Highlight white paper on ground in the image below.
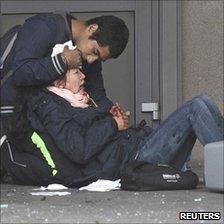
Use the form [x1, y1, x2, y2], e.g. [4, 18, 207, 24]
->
[51, 40, 76, 57]
[33, 184, 68, 191]
[79, 179, 121, 192]
[1, 204, 8, 209]
[30, 191, 71, 196]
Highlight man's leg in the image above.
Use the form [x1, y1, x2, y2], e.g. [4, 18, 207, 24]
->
[137, 96, 224, 169]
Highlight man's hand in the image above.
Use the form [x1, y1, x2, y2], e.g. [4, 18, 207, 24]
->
[61, 45, 82, 69]
[110, 103, 131, 130]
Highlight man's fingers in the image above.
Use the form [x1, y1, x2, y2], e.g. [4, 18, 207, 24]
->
[72, 50, 82, 65]
[76, 48, 82, 56]
[63, 47, 83, 69]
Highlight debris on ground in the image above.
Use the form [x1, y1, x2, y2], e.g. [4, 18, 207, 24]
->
[0, 204, 8, 209]
[30, 191, 71, 196]
[33, 184, 68, 191]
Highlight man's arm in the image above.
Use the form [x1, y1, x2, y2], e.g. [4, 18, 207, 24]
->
[84, 60, 113, 112]
[12, 14, 67, 86]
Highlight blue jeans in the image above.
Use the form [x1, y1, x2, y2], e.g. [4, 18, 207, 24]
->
[137, 94, 224, 170]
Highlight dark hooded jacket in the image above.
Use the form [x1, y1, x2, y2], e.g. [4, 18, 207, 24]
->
[21, 88, 153, 187]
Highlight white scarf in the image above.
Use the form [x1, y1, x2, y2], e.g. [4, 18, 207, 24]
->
[47, 86, 89, 108]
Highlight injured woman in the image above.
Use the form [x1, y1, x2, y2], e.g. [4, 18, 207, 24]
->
[1, 67, 223, 187]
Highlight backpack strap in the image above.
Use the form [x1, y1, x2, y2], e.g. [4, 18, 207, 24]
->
[1, 25, 21, 86]
[0, 25, 21, 69]
[0, 32, 18, 69]
[1, 70, 14, 86]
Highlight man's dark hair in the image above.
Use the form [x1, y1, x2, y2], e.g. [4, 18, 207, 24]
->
[85, 15, 129, 58]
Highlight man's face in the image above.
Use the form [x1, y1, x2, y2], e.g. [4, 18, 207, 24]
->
[76, 24, 111, 64]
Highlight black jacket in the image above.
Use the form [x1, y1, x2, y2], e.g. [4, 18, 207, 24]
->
[1, 12, 113, 113]
[25, 89, 153, 186]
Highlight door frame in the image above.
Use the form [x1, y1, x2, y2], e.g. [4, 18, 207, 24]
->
[1, 0, 182, 125]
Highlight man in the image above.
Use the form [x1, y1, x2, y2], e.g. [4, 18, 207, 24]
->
[1, 12, 130, 132]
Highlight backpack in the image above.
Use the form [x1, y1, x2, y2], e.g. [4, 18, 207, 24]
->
[0, 11, 71, 87]
[120, 161, 199, 191]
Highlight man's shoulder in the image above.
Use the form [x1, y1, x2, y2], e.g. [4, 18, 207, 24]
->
[25, 12, 69, 26]
[26, 12, 71, 42]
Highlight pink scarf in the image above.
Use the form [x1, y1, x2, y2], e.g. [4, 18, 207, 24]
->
[47, 86, 89, 108]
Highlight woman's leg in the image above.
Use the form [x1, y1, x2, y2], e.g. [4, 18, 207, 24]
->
[198, 93, 224, 132]
[137, 96, 224, 170]
[181, 93, 224, 170]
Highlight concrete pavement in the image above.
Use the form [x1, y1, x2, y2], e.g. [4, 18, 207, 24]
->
[1, 181, 223, 224]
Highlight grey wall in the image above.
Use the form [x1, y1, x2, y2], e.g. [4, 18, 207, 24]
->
[182, 1, 223, 165]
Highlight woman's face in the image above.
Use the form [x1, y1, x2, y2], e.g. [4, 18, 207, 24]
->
[64, 69, 85, 93]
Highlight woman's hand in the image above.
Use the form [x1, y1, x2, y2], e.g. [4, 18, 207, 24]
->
[110, 103, 131, 130]
[113, 115, 127, 131]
